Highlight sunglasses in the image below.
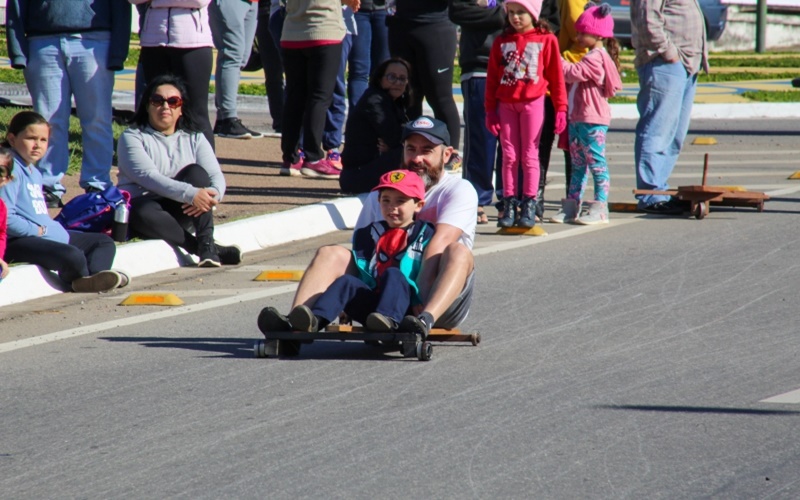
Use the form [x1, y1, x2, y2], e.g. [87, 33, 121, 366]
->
[149, 95, 183, 109]
[384, 73, 408, 85]
[0, 165, 11, 179]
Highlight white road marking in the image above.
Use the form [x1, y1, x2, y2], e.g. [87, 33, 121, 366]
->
[761, 388, 800, 404]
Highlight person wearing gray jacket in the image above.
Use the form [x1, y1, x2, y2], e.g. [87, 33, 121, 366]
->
[117, 75, 241, 267]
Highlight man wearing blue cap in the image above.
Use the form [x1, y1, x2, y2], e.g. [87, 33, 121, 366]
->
[259, 116, 479, 338]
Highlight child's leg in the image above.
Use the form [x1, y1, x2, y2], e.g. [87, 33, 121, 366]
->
[584, 124, 610, 203]
[374, 268, 412, 322]
[497, 102, 521, 198]
[516, 96, 545, 199]
[312, 274, 376, 326]
[567, 122, 591, 202]
[67, 231, 116, 276]
[4, 236, 89, 283]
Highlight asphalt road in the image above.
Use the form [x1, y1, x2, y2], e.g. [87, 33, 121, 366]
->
[2, 119, 800, 499]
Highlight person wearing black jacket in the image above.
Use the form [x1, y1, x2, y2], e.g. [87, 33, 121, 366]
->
[449, 0, 560, 222]
[340, 58, 414, 193]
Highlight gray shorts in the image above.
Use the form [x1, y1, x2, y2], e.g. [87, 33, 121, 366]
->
[433, 269, 475, 329]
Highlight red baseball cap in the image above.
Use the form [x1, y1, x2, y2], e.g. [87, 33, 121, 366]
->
[372, 170, 426, 200]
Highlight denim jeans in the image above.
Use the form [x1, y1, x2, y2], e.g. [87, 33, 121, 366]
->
[323, 33, 353, 151]
[348, 8, 390, 107]
[461, 77, 501, 207]
[24, 33, 115, 195]
[209, 0, 259, 120]
[634, 59, 698, 207]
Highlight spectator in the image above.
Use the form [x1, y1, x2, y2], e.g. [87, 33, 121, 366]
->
[339, 57, 414, 193]
[387, 0, 463, 170]
[5, 0, 131, 208]
[259, 117, 478, 340]
[0, 112, 128, 293]
[348, 0, 391, 107]
[322, 7, 358, 170]
[209, 0, 263, 139]
[278, 0, 360, 180]
[551, 2, 621, 225]
[261, 170, 435, 335]
[117, 75, 241, 268]
[632, 0, 708, 214]
[256, 0, 285, 134]
[132, 0, 216, 149]
[485, 0, 567, 228]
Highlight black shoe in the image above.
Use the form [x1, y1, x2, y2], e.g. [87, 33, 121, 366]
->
[287, 305, 319, 332]
[197, 242, 221, 267]
[641, 198, 686, 215]
[365, 312, 398, 332]
[518, 197, 536, 228]
[216, 244, 242, 265]
[497, 197, 518, 228]
[44, 191, 63, 209]
[257, 306, 291, 334]
[214, 117, 263, 139]
[399, 313, 432, 339]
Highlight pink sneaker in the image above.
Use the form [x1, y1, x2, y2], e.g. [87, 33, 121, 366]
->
[280, 159, 302, 177]
[326, 150, 343, 170]
[301, 159, 340, 179]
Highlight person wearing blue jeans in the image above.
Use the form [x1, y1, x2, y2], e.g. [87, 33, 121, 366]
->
[257, 0, 285, 133]
[631, 0, 708, 214]
[322, 8, 356, 168]
[5, 0, 131, 206]
[348, 2, 390, 107]
[209, 0, 263, 139]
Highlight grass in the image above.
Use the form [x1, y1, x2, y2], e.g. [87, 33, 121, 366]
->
[0, 106, 128, 175]
[741, 90, 800, 102]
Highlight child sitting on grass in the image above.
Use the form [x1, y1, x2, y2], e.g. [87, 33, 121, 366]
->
[258, 169, 436, 333]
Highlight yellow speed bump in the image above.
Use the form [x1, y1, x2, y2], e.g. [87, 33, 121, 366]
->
[692, 137, 717, 145]
[788, 171, 800, 180]
[497, 226, 548, 237]
[120, 293, 184, 306]
[254, 270, 305, 282]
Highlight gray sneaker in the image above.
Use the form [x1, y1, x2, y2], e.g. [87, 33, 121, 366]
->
[72, 270, 122, 293]
[549, 198, 579, 224]
[575, 201, 609, 225]
[288, 305, 319, 332]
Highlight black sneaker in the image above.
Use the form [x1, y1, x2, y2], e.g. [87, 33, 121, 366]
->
[72, 270, 122, 293]
[365, 312, 398, 332]
[257, 306, 292, 334]
[287, 305, 319, 332]
[44, 191, 63, 209]
[641, 197, 686, 215]
[214, 117, 263, 139]
[197, 242, 221, 267]
[216, 244, 242, 265]
[399, 314, 432, 339]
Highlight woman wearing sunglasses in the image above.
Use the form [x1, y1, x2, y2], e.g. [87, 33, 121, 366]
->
[339, 58, 415, 194]
[117, 75, 241, 268]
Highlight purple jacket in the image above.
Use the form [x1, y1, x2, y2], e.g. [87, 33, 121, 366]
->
[130, 0, 213, 48]
[562, 47, 622, 126]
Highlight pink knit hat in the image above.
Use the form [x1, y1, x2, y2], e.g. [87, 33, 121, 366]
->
[574, 3, 615, 39]
[505, 0, 543, 21]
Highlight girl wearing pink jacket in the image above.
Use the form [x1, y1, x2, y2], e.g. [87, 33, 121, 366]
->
[550, 3, 621, 225]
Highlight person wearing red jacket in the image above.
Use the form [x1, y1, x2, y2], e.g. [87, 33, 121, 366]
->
[485, 0, 567, 228]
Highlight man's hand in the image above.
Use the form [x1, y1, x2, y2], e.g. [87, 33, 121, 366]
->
[183, 188, 218, 217]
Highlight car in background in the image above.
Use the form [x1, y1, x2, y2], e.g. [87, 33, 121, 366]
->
[606, 0, 729, 47]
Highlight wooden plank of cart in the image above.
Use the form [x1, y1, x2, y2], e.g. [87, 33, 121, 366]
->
[633, 154, 769, 220]
[253, 324, 481, 361]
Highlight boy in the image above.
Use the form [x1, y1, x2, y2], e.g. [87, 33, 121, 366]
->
[262, 169, 435, 333]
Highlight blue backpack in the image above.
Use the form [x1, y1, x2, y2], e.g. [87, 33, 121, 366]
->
[55, 186, 130, 233]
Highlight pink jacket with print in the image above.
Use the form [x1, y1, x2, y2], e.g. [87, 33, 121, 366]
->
[130, 0, 213, 48]
[562, 47, 622, 126]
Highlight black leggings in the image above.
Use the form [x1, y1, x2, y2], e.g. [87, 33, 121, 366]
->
[281, 43, 342, 163]
[4, 231, 116, 283]
[128, 164, 215, 256]
[339, 147, 403, 194]
[388, 19, 460, 150]
[140, 46, 215, 149]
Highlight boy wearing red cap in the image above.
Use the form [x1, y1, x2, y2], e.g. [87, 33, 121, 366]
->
[269, 170, 436, 333]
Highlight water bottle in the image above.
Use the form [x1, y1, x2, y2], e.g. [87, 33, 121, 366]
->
[386, 0, 396, 16]
[112, 203, 129, 242]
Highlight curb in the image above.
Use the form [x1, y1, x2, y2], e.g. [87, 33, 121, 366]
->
[0, 195, 367, 308]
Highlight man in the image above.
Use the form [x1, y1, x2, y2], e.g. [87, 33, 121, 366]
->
[631, 0, 708, 214]
[258, 116, 479, 337]
[209, 0, 263, 139]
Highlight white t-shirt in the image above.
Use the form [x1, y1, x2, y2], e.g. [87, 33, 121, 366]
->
[355, 171, 478, 249]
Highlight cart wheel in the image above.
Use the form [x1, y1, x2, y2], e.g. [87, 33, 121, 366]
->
[693, 202, 706, 220]
[417, 341, 433, 361]
[471, 333, 481, 346]
[254, 340, 266, 358]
